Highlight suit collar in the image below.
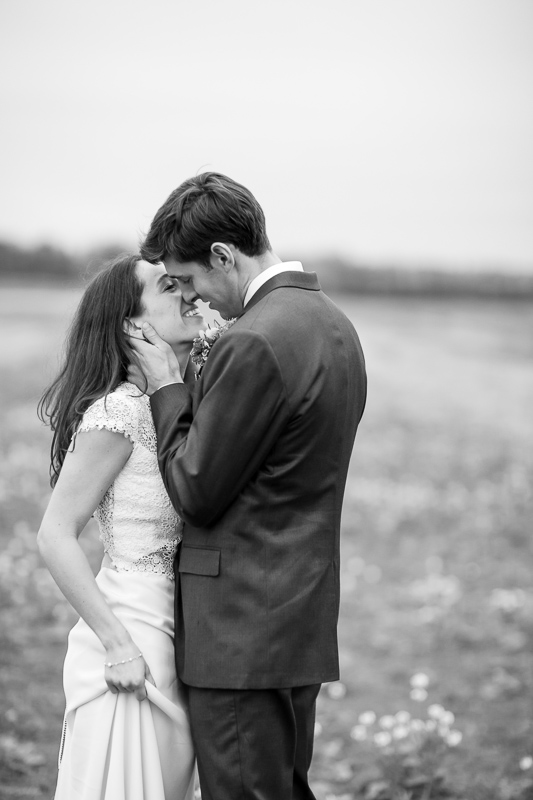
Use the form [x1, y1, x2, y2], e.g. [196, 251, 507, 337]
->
[238, 271, 321, 316]
[243, 261, 304, 307]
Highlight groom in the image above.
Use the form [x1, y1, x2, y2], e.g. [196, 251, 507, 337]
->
[130, 172, 367, 800]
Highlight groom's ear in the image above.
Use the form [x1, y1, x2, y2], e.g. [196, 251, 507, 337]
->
[210, 242, 235, 273]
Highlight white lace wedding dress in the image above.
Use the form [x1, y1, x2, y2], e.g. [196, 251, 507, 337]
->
[54, 382, 195, 800]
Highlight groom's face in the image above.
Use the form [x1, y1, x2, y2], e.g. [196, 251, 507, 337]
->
[164, 255, 241, 320]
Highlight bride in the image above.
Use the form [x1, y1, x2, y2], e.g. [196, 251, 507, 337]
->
[37, 253, 204, 799]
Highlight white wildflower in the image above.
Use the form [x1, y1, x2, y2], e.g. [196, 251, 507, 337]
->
[392, 725, 409, 740]
[440, 710, 455, 727]
[410, 672, 430, 689]
[410, 688, 428, 702]
[350, 725, 367, 742]
[379, 715, 396, 729]
[327, 682, 347, 700]
[374, 731, 392, 747]
[427, 704, 446, 720]
[520, 756, 533, 770]
[490, 588, 526, 612]
[358, 711, 376, 726]
[446, 730, 463, 747]
[395, 711, 411, 725]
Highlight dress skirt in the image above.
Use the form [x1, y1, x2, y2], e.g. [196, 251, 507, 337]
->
[54, 567, 195, 800]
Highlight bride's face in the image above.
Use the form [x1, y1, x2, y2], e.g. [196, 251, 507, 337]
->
[130, 260, 205, 346]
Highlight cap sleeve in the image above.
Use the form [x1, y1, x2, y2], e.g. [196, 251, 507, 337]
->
[77, 391, 140, 444]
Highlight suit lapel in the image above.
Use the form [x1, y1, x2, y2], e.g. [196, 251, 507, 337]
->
[239, 271, 321, 316]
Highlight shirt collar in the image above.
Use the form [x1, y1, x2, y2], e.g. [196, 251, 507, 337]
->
[243, 261, 304, 307]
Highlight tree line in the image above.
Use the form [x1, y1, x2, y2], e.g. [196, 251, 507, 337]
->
[1, 239, 532, 299]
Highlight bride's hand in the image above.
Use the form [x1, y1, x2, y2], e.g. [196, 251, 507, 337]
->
[104, 644, 155, 702]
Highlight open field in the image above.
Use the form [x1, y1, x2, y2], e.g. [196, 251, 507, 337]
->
[1, 283, 533, 798]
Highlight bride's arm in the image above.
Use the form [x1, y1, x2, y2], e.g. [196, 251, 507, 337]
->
[37, 428, 153, 701]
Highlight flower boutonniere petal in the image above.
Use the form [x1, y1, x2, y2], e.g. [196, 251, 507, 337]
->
[190, 318, 237, 379]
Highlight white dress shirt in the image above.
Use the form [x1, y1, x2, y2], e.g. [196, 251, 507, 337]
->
[243, 261, 304, 307]
[154, 261, 304, 394]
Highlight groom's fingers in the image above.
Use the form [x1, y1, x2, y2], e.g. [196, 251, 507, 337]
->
[126, 321, 183, 393]
[127, 332, 155, 355]
[126, 323, 172, 358]
[140, 321, 167, 349]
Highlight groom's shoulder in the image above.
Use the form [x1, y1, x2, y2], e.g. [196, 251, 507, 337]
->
[225, 289, 348, 366]
[238, 280, 352, 335]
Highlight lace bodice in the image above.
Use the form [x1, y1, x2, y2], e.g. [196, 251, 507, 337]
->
[76, 382, 182, 580]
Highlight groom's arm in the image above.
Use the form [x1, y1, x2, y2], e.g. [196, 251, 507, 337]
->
[150, 328, 289, 528]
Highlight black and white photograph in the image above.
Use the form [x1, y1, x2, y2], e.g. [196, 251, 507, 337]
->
[0, 1, 532, 798]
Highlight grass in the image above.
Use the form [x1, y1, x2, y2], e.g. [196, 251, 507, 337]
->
[1, 284, 532, 799]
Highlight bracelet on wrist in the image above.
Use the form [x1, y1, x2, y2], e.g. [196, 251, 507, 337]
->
[104, 652, 143, 668]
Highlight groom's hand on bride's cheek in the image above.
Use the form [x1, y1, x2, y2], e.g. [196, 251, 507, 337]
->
[126, 322, 183, 395]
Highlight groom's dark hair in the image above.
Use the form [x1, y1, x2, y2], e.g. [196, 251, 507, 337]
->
[141, 172, 271, 267]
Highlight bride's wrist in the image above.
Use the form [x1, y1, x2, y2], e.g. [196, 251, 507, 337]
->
[104, 651, 143, 668]
[100, 626, 134, 652]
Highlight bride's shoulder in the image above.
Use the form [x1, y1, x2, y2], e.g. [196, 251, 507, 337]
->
[77, 382, 150, 442]
[110, 381, 149, 404]
[85, 382, 146, 413]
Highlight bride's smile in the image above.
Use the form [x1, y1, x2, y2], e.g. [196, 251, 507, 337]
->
[129, 260, 205, 353]
[181, 304, 200, 318]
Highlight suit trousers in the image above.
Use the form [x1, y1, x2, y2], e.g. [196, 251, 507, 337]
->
[185, 683, 321, 800]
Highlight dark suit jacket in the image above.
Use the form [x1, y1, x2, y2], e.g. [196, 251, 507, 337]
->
[150, 271, 366, 689]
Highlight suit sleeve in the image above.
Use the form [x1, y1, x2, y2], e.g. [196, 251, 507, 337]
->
[150, 328, 289, 528]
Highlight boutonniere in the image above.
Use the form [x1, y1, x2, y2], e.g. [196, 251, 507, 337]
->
[190, 319, 237, 379]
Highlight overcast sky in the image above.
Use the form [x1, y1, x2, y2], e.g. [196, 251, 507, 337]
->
[1, 0, 532, 270]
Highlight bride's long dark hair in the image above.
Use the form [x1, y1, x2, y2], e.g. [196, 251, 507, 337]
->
[38, 253, 144, 487]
